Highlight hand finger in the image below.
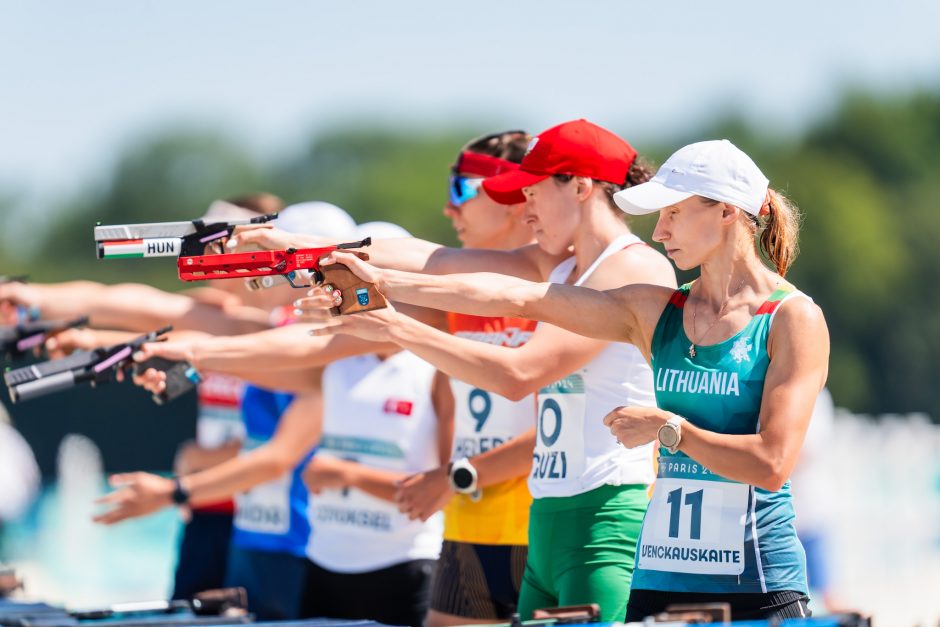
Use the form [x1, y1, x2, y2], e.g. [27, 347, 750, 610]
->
[602, 409, 623, 427]
[306, 285, 333, 297]
[296, 311, 334, 325]
[308, 323, 345, 337]
[398, 473, 422, 488]
[147, 370, 167, 393]
[226, 225, 275, 249]
[132, 346, 152, 362]
[321, 251, 376, 284]
[95, 489, 130, 505]
[93, 508, 130, 525]
[301, 288, 342, 307]
[294, 294, 336, 310]
[108, 472, 142, 487]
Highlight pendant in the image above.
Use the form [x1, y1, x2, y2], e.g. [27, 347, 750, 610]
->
[688, 344, 696, 359]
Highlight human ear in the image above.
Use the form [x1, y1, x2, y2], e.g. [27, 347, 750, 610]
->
[574, 176, 594, 201]
[720, 203, 741, 225]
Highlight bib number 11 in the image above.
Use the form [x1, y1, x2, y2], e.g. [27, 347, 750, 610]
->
[666, 487, 703, 540]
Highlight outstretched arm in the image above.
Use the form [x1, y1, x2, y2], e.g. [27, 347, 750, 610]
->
[371, 312, 607, 400]
[170, 325, 398, 373]
[314, 250, 672, 350]
[229, 226, 558, 282]
[0, 280, 270, 335]
[94, 387, 323, 524]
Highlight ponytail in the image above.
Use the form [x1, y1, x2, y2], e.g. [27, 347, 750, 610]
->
[759, 188, 801, 277]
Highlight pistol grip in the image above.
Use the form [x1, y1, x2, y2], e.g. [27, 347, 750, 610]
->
[319, 265, 387, 315]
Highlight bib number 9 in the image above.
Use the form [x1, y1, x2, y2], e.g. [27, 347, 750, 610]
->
[468, 388, 491, 433]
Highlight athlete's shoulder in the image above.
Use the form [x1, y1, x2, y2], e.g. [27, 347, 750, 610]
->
[584, 241, 677, 292]
[767, 285, 828, 361]
[770, 288, 826, 331]
[512, 243, 571, 281]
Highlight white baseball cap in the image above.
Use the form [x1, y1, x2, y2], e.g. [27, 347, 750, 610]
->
[614, 140, 769, 216]
[354, 221, 412, 241]
[199, 199, 264, 222]
[276, 201, 357, 239]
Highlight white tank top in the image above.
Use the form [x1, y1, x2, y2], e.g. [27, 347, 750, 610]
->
[307, 352, 444, 573]
[529, 233, 657, 498]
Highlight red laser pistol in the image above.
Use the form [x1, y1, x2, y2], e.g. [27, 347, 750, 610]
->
[94, 213, 279, 259]
[177, 238, 387, 315]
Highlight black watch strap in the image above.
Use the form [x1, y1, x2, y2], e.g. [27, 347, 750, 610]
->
[171, 477, 190, 505]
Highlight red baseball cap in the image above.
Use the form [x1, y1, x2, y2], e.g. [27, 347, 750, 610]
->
[482, 119, 637, 205]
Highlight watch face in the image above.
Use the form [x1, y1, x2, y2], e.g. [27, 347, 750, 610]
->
[659, 425, 678, 448]
[452, 467, 475, 490]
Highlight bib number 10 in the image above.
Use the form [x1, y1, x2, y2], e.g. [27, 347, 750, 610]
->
[666, 487, 703, 540]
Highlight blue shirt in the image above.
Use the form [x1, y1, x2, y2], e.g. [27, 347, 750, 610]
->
[231, 385, 315, 557]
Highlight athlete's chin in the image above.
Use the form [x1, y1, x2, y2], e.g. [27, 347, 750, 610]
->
[458, 233, 486, 249]
[534, 234, 567, 256]
[666, 250, 696, 270]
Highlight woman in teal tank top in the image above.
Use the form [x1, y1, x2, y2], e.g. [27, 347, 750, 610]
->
[313, 139, 829, 621]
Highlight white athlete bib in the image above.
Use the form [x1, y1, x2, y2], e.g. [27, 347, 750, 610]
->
[532, 375, 586, 483]
[638, 457, 748, 575]
[235, 439, 291, 535]
[451, 380, 532, 459]
[312, 475, 400, 536]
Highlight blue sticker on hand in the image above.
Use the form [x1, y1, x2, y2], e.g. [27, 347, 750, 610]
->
[356, 288, 369, 306]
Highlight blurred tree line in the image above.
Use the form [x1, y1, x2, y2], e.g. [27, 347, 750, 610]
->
[1, 88, 937, 420]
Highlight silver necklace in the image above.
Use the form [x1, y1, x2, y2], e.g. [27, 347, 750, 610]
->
[688, 278, 747, 359]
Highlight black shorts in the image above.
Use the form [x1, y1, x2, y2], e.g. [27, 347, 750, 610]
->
[302, 558, 435, 627]
[429, 540, 527, 620]
[625, 589, 811, 622]
[171, 511, 233, 600]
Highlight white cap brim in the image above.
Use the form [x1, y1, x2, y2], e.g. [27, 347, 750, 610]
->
[198, 200, 262, 222]
[613, 181, 694, 215]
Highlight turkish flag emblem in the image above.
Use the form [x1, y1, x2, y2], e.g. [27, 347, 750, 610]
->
[383, 399, 414, 416]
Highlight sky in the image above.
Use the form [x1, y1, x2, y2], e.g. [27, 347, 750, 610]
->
[1, 0, 939, 213]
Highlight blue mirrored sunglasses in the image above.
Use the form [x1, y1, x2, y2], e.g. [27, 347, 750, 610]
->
[448, 175, 485, 207]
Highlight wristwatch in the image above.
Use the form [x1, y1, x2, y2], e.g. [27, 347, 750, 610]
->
[657, 414, 687, 454]
[448, 457, 481, 501]
[171, 477, 190, 506]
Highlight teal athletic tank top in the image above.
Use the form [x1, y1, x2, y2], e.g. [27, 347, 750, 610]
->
[631, 282, 809, 595]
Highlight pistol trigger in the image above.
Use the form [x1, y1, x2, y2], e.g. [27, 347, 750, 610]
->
[285, 272, 311, 289]
[311, 269, 324, 285]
